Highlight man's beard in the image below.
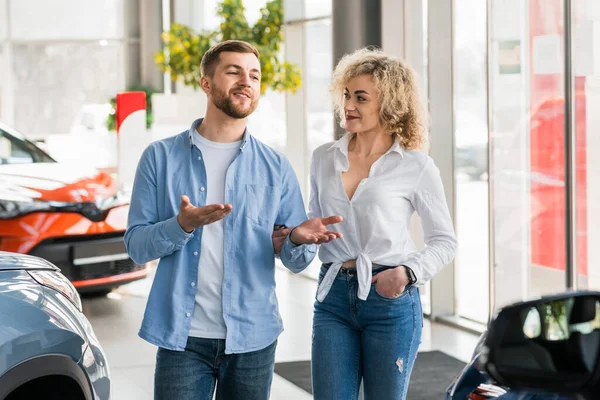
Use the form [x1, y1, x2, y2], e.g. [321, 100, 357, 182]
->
[211, 85, 258, 119]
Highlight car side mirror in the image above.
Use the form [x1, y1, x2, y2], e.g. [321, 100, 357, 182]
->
[482, 292, 600, 399]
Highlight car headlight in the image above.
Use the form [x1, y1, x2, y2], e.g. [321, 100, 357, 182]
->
[28, 270, 83, 312]
[0, 187, 129, 220]
[96, 188, 131, 210]
[0, 199, 49, 219]
[0, 199, 73, 219]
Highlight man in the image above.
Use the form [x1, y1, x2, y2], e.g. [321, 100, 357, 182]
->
[124, 40, 342, 400]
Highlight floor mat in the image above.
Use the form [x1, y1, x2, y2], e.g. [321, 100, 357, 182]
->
[274, 350, 467, 399]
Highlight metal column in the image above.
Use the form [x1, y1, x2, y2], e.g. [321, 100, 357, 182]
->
[332, 0, 381, 139]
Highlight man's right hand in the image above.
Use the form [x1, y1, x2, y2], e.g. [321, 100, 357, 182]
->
[177, 195, 233, 233]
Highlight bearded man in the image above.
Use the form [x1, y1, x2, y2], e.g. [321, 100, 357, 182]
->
[125, 40, 342, 400]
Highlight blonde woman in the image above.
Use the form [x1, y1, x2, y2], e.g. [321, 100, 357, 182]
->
[303, 48, 457, 399]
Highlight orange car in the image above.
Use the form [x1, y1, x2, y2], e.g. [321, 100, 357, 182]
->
[0, 121, 147, 293]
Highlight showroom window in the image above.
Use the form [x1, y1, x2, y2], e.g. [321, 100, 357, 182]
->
[453, 0, 490, 323]
[489, 0, 568, 308]
[0, 0, 139, 137]
[440, 0, 600, 322]
[571, 0, 600, 291]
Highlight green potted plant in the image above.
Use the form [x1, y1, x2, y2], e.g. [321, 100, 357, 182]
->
[155, 0, 302, 95]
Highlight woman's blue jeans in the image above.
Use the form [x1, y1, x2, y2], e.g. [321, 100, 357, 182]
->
[311, 264, 423, 400]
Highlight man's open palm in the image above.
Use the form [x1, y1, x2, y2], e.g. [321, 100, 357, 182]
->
[291, 216, 344, 245]
[177, 195, 233, 233]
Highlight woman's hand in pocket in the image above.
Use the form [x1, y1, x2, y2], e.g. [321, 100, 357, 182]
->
[372, 267, 410, 298]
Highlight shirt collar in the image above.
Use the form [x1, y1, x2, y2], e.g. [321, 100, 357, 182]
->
[387, 137, 404, 157]
[327, 133, 405, 158]
[327, 132, 352, 156]
[186, 118, 251, 152]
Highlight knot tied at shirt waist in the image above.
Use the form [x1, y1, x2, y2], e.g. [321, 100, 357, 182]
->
[316, 253, 373, 302]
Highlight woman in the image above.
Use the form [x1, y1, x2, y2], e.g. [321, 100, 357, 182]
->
[305, 48, 457, 399]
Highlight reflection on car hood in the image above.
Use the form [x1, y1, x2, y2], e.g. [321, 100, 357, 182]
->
[0, 251, 59, 271]
[0, 163, 117, 203]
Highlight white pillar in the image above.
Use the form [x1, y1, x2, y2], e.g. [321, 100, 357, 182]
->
[332, 0, 381, 139]
[117, 92, 149, 190]
[381, 0, 405, 59]
[284, 23, 309, 203]
[427, 0, 456, 318]
[140, 0, 165, 92]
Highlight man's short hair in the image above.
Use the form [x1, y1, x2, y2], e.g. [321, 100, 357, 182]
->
[201, 40, 260, 77]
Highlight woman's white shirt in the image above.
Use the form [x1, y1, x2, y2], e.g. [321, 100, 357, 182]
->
[309, 134, 457, 302]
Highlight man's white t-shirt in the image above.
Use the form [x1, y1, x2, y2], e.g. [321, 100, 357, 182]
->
[188, 132, 240, 339]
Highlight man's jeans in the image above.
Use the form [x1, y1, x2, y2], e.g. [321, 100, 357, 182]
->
[154, 337, 277, 400]
[312, 264, 423, 400]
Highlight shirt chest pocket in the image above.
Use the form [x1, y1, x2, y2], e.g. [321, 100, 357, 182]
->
[245, 184, 281, 227]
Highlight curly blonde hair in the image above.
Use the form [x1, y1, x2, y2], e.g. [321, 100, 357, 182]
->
[330, 48, 428, 150]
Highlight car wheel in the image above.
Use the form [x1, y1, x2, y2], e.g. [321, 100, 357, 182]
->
[6, 376, 86, 400]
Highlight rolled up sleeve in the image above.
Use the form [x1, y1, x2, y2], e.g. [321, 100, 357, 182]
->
[124, 145, 194, 265]
[403, 158, 457, 284]
[276, 158, 317, 273]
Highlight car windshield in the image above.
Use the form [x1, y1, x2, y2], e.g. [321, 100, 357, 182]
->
[0, 123, 55, 165]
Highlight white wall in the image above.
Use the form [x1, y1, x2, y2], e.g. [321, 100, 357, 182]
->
[9, 0, 124, 40]
[0, 0, 7, 40]
[0, 0, 140, 135]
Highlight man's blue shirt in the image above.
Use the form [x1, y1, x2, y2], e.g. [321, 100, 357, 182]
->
[124, 119, 316, 353]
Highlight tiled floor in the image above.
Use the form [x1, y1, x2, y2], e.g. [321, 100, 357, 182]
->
[82, 265, 481, 399]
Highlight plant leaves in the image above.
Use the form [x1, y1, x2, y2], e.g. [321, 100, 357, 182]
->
[154, 0, 302, 95]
